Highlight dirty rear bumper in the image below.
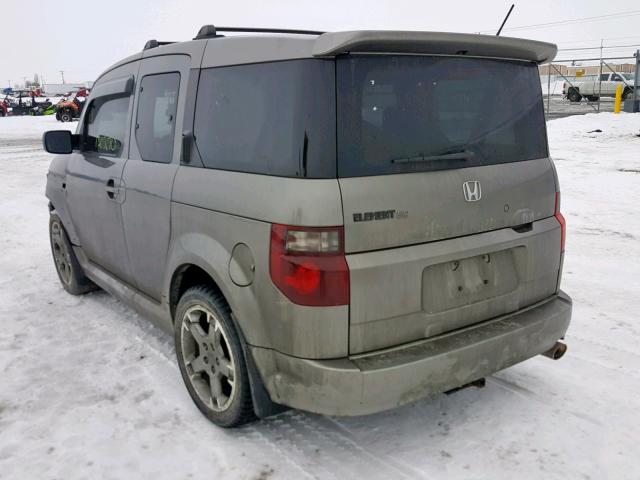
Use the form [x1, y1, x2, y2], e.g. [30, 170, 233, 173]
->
[250, 291, 572, 416]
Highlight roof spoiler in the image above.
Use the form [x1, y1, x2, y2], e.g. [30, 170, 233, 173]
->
[312, 31, 557, 64]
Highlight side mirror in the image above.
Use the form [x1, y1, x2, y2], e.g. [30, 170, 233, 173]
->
[43, 130, 78, 154]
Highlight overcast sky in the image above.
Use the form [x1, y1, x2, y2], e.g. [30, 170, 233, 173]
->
[1, 0, 639, 87]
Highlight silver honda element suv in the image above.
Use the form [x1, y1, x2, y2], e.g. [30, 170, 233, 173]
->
[43, 26, 571, 427]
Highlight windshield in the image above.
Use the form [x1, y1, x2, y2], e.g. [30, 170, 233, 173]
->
[622, 73, 634, 81]
[336, 55, 548, 177]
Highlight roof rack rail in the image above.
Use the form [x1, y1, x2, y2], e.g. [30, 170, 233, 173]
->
[193, 25, 324, 40]
[143, 40, 176, 50]
[194, 25, 220, 39]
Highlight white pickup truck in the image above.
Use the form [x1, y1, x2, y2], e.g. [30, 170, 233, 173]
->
[565, 72, 636, 102]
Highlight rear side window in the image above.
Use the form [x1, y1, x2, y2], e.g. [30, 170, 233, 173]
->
[337, 55, 549, 177]
[194, 59, 336, 178]
[136, 73, 180, 163]
[83, 95, 130, 157]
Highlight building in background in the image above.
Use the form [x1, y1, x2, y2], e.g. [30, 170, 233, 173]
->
[41, 82, 94, 96]
[539, 63, 636, 77]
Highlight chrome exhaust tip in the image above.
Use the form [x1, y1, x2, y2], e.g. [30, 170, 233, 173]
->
[542, 341, 567, 360]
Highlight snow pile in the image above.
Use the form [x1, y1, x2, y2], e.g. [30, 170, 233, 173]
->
[0, 114, 639, 479]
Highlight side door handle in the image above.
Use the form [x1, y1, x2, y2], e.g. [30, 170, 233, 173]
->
[181, 130, 192, 164]
[105, 178, 116, 199]
[105, 178, 126, 203]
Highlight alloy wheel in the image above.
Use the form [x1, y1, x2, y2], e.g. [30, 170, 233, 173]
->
[50, 220, 72, 285]
[180, 305, 237, 411]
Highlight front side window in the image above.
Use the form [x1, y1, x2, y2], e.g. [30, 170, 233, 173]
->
[337, 55, 548, 177]
[193, 59, 336, 178]
[136, 73, 180, 163]
[83, 95, 130, 157]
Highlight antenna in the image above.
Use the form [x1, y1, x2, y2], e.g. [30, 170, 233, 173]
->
[496, 4, 515, 36]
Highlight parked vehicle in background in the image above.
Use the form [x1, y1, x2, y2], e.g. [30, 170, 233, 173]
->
[2, 90, 52, 116]
[562, 76, 596, 96]
[31, 101, 55, 116]
[566, 72, 637, 102]
[42, 27, 572, 428]
[55, 91, 88, 122]
[3, 91, 35, 115]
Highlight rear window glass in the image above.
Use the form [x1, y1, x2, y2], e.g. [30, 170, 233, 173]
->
[337, 55, 548, 177]
[194, 59, 336, 178]
[136, 72, 180, 163]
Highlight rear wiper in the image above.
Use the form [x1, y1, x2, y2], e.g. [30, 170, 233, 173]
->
[390, 150, 474, 164]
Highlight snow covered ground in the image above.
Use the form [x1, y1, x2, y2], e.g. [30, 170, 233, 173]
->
[1, 114, 639, 479]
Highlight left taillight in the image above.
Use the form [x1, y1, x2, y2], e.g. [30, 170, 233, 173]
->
[555, 192, 566, 252]
[269, 224, 349, 307]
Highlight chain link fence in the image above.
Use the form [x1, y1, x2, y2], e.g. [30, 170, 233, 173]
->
[539, 49, 640, 119]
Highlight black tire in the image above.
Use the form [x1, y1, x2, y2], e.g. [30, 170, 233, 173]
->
[586, 95, 599, 102]
[49, 213, 98, 295]
[174, 285, 255, 428]
[567, 88, 582, 103]
[60, 110, 72, 122]
[622, 88, 634, 101]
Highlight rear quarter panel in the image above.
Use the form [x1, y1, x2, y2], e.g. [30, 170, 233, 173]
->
[166, 166, 348, 359]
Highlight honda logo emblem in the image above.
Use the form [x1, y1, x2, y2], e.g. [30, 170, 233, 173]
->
[463, 181, 482, 202]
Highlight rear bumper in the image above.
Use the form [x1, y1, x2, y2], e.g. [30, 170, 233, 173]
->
[250, 291, 572, 416]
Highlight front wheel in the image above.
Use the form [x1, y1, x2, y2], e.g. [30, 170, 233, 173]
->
[60, 110, 73, 122]
[49, 214, 97, 295]
[174, 286, 255, 427]
[622, 88, 634, 101]
[567, 88, 582, 102]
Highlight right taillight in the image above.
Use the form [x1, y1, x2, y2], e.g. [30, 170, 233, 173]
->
[269, 224, 350, 307]
[555, 192, 566, 252]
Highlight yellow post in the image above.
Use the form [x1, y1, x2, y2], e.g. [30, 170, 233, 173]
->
[614, 84, 623, 114]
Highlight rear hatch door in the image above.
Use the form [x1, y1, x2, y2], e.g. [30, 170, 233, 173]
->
[336, 54, 562, 354]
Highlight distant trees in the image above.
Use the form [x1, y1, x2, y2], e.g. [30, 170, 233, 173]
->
[25, 76, 40, 88]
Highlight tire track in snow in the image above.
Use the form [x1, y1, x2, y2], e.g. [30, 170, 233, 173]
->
[249, 411, 427, 480]
[558, 335, 640, 382]
[569, 333, 640, 360]
[234, 422, 318, 479]
[244, 422, 320, 479]
[321, 415, 435, 479]
[487, 377, 604, 427]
